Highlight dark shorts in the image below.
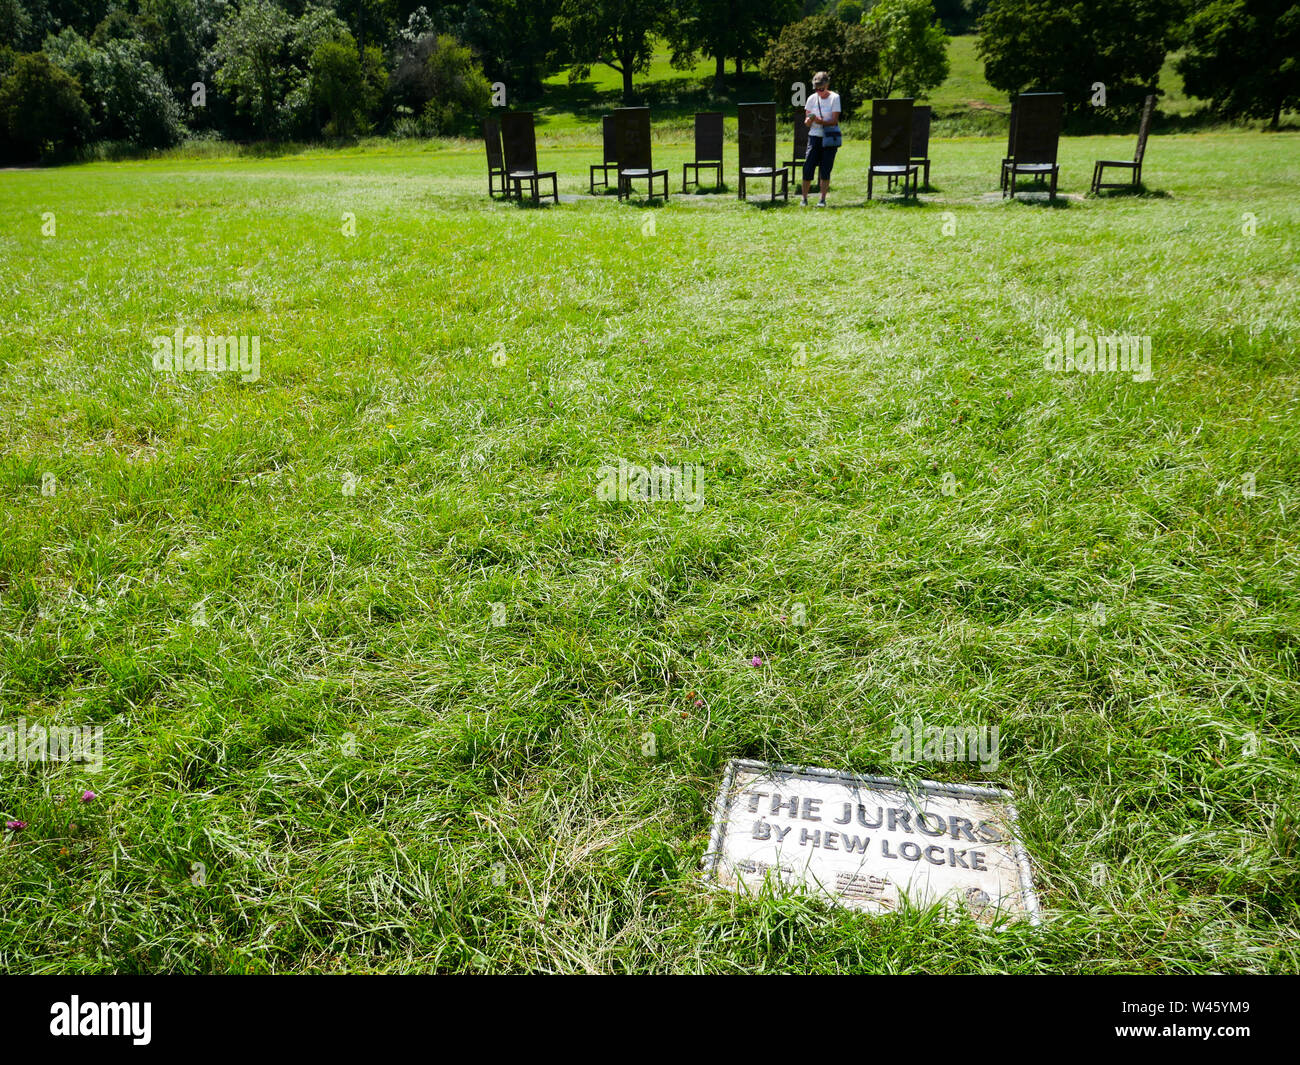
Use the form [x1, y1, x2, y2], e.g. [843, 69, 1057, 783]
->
[803, 137, 838, 182]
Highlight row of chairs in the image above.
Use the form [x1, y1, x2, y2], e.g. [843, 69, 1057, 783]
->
[999, 92, 1154, 199]
[485, 93, 1154, 206]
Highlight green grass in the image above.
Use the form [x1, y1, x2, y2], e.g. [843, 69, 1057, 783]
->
[1, 128, 1298, 973]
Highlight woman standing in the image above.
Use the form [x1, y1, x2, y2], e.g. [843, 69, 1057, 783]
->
[802, 72, 842, 207]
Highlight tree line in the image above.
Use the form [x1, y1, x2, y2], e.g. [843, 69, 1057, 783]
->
[0, 0, 1295, 162]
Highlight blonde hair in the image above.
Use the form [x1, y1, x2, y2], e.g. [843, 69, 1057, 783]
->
[812, 71, 830, 87]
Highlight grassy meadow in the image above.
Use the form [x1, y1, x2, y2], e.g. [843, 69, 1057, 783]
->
[1, 115, 1298, 973]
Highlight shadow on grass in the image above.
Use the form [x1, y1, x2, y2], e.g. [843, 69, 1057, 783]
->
[1088, 185, 1172, 200]
[1004, 194, 1074, 208]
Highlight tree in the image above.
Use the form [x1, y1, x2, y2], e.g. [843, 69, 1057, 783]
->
[836, 1, 864, 23]
[331, 0, 395, 51]
[977, 0, 1178, 114]
[1178, 0, 1300, 129]
[0, 0, 37, 50]
[310, 33, 385, 136]
[666, 0, 799, 93]
[759, 13, 880, 115]
[554, 0, 664, 102]
[863, 0, 949, 98]
[0, 50, 92, 161]
[211, 0, 296, 136]
[44, 29, 183, 147]
[391, 29, 490, 134]
[212, 0, 350, 138]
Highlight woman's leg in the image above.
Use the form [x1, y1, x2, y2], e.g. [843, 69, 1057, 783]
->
[802, 139, 820, 200]
[818, 147, 837, 202]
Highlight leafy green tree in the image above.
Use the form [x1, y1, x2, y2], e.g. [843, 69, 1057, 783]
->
[0, 50, 92, 160]
[310, 34, 385, 136]
[836, 1, 864, 23]
[759, 13, 879, 115]
[45, 28, 182, 146]
[554, 0, 664, 102]
[211, 0, 296, 136]
[862, 0, 948, 97]
[331, 0, 395, 50]
[212, 0, 349, 137]
[977, 0, 1177, 113]
[0, 0, 37, 50]
[666, 0, 800, 93]
[389, 1, 560, 98]
[1177, 0, 1299, 128]
[391, 30, 489, 134]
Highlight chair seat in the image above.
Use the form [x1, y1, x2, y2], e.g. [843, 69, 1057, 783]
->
[1095, 159, 1138, 167]
[870, 164, 915, 174]
[509, 169, 555, 179]
[620, 168, 666, 177]
[1011, 162, 1057, 173]
[741, 167, 781, 176]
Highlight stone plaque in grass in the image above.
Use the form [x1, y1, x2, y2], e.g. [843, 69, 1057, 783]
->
[703, 760, 1041, 924]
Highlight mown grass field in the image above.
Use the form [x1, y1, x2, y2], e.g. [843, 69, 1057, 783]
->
[1, 126, 1298, 973]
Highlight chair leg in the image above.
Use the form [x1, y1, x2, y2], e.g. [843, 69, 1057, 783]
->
[867, 170, 873, 200]
[1050, 169, 1057, 201]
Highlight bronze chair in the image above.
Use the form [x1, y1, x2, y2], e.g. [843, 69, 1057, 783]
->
[1003, 92, 1062, 200]
[589, 116, 618, 194]
[614, 107, 668, 201]
[501, 111, 558, 205]
[1000, 99, 1018, 191]
[737, 102, 788, 202]
[683, 111, 724, 191]
[783, 106, 809, 171]
[889, 103, 932, 191]
[1091, 95, 1155, 194]
[484, 117, 506, 197]
[911, 104, 933, 188]
[867, 98, 919, 200]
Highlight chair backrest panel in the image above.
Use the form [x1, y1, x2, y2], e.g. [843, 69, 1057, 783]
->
[738, 102, 777, 170]
[791, 107, 808, 160]
[1005, 99, 1017, 157]
[484, 117, 504, 169]
[614, 107, 652, 170]
[870, 98, 914, 167]
[1134, 94, 1154, 164]
[910, 105, 932, 159]
[601, 115, 617, 163]
[501, 111, 538, 173]
[1010, 92, 1062, 165]
[694, 112, 724, 162]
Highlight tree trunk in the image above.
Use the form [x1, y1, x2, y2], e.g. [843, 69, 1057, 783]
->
[713, 53, 726, 94]
[622, 62, 635, 103]
[1272, 99, 1281, 129]
[734, 57, 742, 76]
